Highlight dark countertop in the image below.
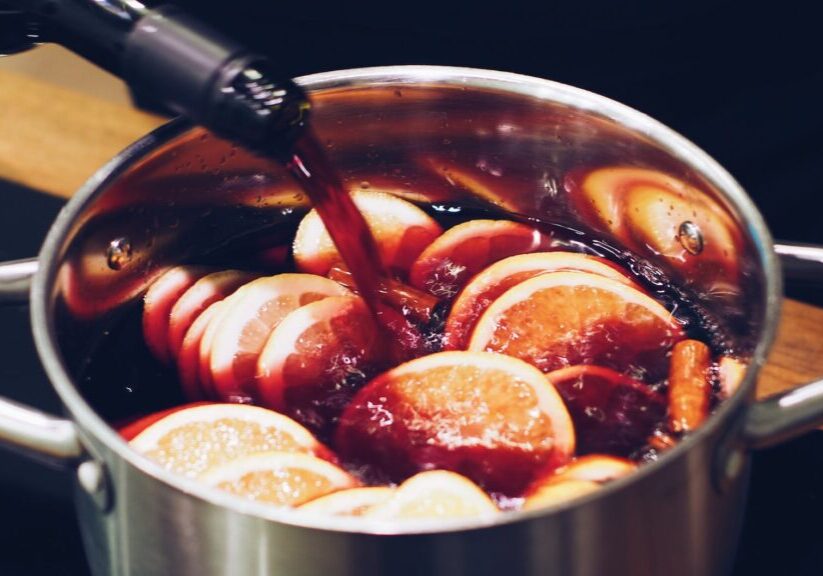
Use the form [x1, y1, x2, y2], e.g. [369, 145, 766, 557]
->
[0, 180, 822, 575]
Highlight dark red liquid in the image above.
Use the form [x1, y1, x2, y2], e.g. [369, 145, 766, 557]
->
[286, 131, 387, 320]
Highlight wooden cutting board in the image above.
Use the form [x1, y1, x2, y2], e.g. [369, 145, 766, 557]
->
[1, 68, 821, 400]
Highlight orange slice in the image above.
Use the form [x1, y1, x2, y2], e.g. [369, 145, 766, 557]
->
[623, 185, 740, 292]
[117, 401, 211, 441]
[129, 403, 328, 478]
[444, 251, 637, 350]
[545, 455, 636, 484]
[567, 166, 741, 294]
[468, 271, 683, 378]
[418, 157, 525, 213]
[366, 471, 499, 520]
[293, 190, 443, 276]
[177, 301, 225, 400]
[408, 219, 547, 298]
[718, 356, 747, 399]
[167, 269, 258, 358]
[335, 351, 575, 496]
[522, 479, 600, 511]
[256, 295, 381, 434]
[200, 451, 357, 507]
[198, 300, 232, 400]
[207, 274, 350, 403]
[143, 266, 211, 363]
[298, 487, 396, 517]
[546, 364, 667, 455]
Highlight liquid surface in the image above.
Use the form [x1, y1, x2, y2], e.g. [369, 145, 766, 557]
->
[72, 134, 752, 520]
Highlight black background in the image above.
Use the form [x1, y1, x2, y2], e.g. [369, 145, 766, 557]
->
[175, 0, 823, 250]
[2, 1, 823, 574]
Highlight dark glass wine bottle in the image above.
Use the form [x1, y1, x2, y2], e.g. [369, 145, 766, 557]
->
[0, 0, 310, 159]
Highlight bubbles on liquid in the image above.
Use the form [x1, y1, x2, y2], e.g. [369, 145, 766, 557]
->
[475, 157, 503, 177]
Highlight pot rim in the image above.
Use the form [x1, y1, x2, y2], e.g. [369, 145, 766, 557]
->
[30, 64, 781, 535]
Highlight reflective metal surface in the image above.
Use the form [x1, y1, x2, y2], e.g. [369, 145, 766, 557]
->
[0, 257, 38, 303]
[3, 66, 823, 575]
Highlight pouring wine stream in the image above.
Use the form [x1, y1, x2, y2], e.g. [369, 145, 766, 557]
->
[286, 131, 409, 359]
[2, 0, 403, 350]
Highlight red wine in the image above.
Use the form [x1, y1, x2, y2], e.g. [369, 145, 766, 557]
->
[286, 131, 387, 321]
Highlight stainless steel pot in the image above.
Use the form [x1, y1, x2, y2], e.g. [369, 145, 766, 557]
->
[2, 66, 823, 576]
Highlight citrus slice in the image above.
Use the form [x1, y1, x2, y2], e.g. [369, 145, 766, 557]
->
[567, 166, 741, 294]
[335, 351, 575, 496]
[522, 479, 600, 511]
[167, 269, 258, 358]
[129, 403, 328, 478]
[293, 190, 443, 276]
[566, 166, 637, 241]
[117, 401, 211, 441]
[143, 266, 211, 363]
[177, 301, 224, 400]
[418, 157, 524, 213]
[444, 252, 637, 350]
[208, 274, 350, 403]
[623, 184, 740, 292]
[545, 455, 636, 484]
[408, 220, 547, 298]
[198, 300, 233, 400]
[366, 471, 499, 520]
[546, 364, 666, 455]
[200, 451, 357, 507]
[468, 270, 683, 378]
[718, 356, 746, 399]
[256, 295, 381, 435]
[298, 487, 396, 517]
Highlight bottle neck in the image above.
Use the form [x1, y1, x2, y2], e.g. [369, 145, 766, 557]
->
[0, 0, 310, 159]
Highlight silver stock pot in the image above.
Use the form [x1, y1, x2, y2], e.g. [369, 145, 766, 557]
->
[2, 66, 823, 576]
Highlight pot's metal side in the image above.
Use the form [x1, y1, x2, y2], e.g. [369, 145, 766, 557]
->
[72, 412, 747, 576]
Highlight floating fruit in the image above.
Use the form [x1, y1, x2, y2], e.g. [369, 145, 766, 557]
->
[143, 266, 211, 363]
[366, 471, 498, 520]
[177, 301, 224, 400]
[298, 487, 396, 517]
[522, 479, 600, 511]
[207, 275, 350, 403]
[567, 166, 741, 295]
[468, 270, 683, 378]
[409, 219, 547, 298]
[444, 252, 637, 350]
[256, 295, 381, 434]
[167, 269, 258, 357]
[545, 455, 636, 484]
[128, 403, 329, 478]
[546, 365, 667, 456]
[718, 355, 746, 399]
[293, 190, 443, 276]
[200, 451, 357, 507]
[335, 351, 575, 495]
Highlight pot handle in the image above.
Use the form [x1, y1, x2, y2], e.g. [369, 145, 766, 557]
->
[743, 241, 823, 448]
[0, 257, 84, 464]
[0, 258, 39, 304]
[0, 398, 84, 463]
